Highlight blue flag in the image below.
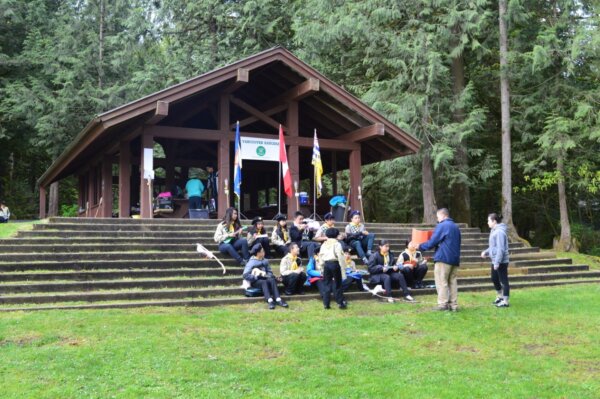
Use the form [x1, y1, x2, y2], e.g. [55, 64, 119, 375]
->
[233, 121, 242, 199]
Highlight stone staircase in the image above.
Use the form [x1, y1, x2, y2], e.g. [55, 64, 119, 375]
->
[0, 218, 598, 311]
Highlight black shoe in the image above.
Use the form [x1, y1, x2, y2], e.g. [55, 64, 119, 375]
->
[284, 290, 293, 296]
[268, 301, 275, 310]
[277, 299, 289, 308]
[324, 304, 331, 309]
[338, 301, 348, 309]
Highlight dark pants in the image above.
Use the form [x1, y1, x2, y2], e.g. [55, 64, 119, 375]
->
[253, 237, 271, 257]
[369, 271, 409, 296]
[251, 277, 280, 301]
[349, 234, 375, 258]
[401, 264, 428, 288]
[322, 261, 345, 307]
[299, 241, 319, 259]
[273, 244, 289, 257]
[342, 276, 367, 292]
[491, 263, 510, 297]
[218, 238, 249, 264]
[0, 217, 7, 223]
[189, 196, 202, 209]
[282, 272, 307, 295]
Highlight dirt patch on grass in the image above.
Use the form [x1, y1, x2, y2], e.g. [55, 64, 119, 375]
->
[522, 343, 558, 357]
[0, 333, 43, 347]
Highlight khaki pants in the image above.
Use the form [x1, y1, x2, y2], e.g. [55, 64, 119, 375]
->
[434, 262, 458, 310]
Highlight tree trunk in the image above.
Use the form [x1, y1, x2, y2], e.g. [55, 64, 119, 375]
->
[498, 0, 523, 243]
[48, 181, 59, 217]
[98, 0, 105, 90]
[450, 52, 471, 224]
[422, 149, 437, 224]
[554, 154, 577, 251]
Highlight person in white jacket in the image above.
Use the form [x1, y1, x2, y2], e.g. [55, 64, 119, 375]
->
[0, 200, 10, 223]
[481, 213, 510, 308]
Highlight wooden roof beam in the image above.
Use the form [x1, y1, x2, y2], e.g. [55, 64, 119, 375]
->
[230, 95, 284, 131]
[235, 104, 288, 129]
[338, 123, 384, 142]
[170, 100, 210, 126]
[266, 78, 319, 107]
[222, 68, 250, 94]
[145, 101, 169, 125]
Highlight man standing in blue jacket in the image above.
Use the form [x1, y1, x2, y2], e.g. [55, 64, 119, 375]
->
[413, 208, 462, 311]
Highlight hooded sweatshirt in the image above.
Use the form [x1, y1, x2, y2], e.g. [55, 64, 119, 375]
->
[485, 223, 509, 266]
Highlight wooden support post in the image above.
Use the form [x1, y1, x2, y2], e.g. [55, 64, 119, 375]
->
[349, 149, 362, 213]
[140, 132, 154, 219]
[87, 169, 94, 218]
[39, 185, 47, 219]
[119, 141, 131, 218]
[332, 151, 338, 195]
[286, 101, 300, 219]
[218, 95, 230, 218]
[101, 156, 113, 217]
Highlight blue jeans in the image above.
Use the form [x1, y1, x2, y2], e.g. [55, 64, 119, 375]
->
[350, 234, 375, 258]
[219, 238, 249, 264]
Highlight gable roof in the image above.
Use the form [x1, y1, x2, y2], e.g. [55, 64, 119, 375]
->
[38, 46, 420, 187]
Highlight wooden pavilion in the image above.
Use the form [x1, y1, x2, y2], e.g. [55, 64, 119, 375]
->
[37, 47, 420, 220]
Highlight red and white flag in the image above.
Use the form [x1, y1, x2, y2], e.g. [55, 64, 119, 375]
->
[279, 125, 293, 198]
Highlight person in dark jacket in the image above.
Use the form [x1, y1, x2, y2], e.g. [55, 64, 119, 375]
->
[397, 241, 429, 289]
[247, 216, 271, 257]
[481, 213, 510, 308]
[289, 211, 319, 259]
[414, 208, 462, 311]
[271, 214, 291, 257]
[243, 244, 288, 309]
[368, 240, 414, 302]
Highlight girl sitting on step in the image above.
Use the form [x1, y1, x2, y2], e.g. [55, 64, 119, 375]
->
[213, 207, 249, 266]
[243, 244, 288, 310]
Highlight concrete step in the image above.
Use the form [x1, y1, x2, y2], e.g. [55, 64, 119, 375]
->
[0, 264, 587, 283]
[0, 259, 241, 272]
[47, 217, 471, 229]
[0, 242, 529, 254]
[2, 278, 599, 311]
[2, 269, 597, 301]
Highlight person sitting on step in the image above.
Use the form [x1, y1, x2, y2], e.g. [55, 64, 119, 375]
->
[367, 239, 414, 302]
[213, 207, 249, 266]
[247, 216, 271, 258]
[344, 210, 375, 265]
[314, 212, 348, 251]
[397, 241, 429, 289]
[289, 211, 320, 260]
[243, 244, 288, 310]
[0, 200, 10, 223]
[271, 214, 291, 257]
[279, 243, 307, 295]
[343, 248, 370, 292]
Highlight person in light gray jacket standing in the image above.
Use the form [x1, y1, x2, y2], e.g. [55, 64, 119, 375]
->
[481, 213, 510, 307]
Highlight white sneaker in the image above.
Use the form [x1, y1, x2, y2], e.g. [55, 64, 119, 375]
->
[492, 297, 503, 305]
[496, 299, 509, 308]
[386, 297, 395, 303]
[362, 283, 371, 292]
[372, 285, 384, 295]
[404, 295, 415, 302]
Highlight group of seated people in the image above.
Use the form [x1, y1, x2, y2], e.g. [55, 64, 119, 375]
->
[213, 207, 429, 309]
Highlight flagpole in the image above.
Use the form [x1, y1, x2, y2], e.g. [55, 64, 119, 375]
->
[313, 166, 317, 219]
[278, 160, 282, 216]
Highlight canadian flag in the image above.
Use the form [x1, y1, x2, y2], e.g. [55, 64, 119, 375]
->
[279, 125, 293, 198]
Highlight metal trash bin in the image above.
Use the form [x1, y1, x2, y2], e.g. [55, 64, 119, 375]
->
[189, 209, 209, 219]
[332, 204, 346, 222]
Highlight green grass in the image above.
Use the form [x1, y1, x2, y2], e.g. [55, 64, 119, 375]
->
[0, 285, 599, 398]
[558, 251, 600, 271]
[0, 221, 41, 238]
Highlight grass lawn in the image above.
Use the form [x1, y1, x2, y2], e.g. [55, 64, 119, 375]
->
[0, 284, 599, 398]
[557, 251, 600, 271]
[0, 221, 39, 238]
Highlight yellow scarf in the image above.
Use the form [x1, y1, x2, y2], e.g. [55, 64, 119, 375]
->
[228, 224, 235, 233]
[282, 228, 288, 242]
[380, 251, 389, 266]
[290, 255, 298, 270]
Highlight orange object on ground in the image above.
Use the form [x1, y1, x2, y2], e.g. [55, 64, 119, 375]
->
[412, 229, 433, 245]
